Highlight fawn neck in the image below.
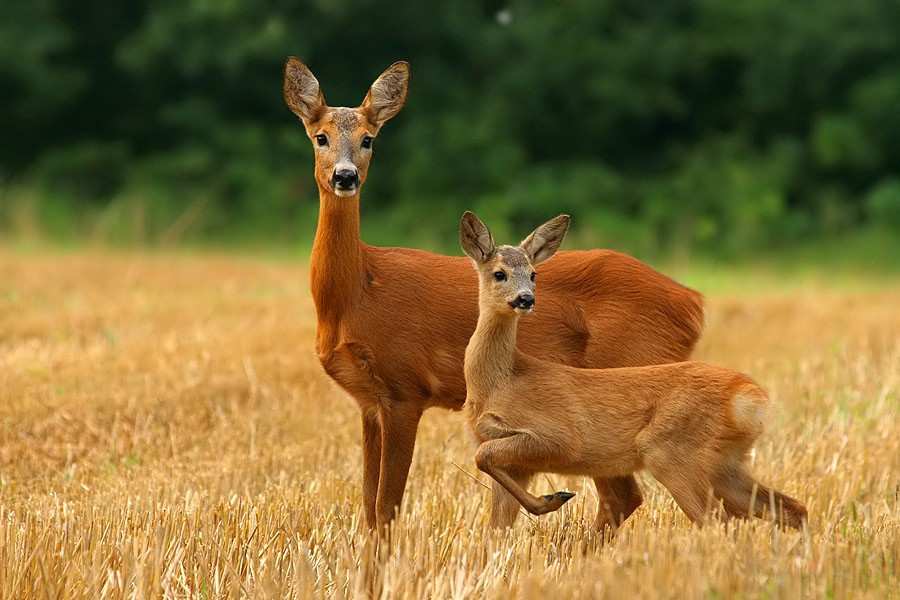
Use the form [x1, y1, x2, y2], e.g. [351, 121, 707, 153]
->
[310, 189, 366, 328]
[464, 299, 520, 398]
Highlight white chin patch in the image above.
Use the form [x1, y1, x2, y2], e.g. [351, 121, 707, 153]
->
[334, 187, 357, 197]
[514, 306, 533, 314]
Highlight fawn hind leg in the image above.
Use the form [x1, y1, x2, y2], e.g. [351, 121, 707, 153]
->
[475, 434, 575, 516]
[644, 452, 713, 525]
[593, 476, 643, 532]
[713, 463, 807, 529]
[489, 470, 532, 528]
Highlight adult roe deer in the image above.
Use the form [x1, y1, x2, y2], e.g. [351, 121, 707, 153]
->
[283, 57, 705, 530]
[461, 211, 807, 529]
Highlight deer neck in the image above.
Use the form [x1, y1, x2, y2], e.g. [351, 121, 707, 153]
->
[464, 300, 520, 398]
[310, 189, 365, 328]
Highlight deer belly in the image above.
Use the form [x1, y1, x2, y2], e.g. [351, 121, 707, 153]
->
[319, 339, 465, 411]
[318, 341, 390, 410]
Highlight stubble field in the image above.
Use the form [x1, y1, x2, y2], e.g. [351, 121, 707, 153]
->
[0, 248, 897, 599]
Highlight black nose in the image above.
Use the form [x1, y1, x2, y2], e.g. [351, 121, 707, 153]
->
[332, 169, 359, 189]
[511, 293, 535, 309]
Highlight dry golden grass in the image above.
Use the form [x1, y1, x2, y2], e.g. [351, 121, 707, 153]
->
[0, 248, 897, 599]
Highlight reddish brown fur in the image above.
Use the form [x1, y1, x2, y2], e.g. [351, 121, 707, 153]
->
[284, 58, 705, 530]
[462, 218, 807, 530]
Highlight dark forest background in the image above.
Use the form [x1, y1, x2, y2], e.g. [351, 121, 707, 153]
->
[2, 0, 899, 260]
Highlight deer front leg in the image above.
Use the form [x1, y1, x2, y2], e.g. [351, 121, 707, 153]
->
[360, 409, 382, 529]
[475, 436, 575, 516]
[375, 402, 423, 530]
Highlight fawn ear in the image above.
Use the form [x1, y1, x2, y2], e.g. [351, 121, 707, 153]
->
[361, 61, 409, 128]
[520, 214, 570, 265]
[460, 211, 496, 264]
[284, 57, 326, 125]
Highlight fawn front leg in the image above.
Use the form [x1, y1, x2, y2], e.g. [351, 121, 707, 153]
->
[375, 402, 423, 530]
[593, 475, 643, 532]
[475, 436, 575, 516]
[360, 409, 382, 529]
[489, 470, 532, 528]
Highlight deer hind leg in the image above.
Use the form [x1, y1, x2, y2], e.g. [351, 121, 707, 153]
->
[375, 402, 423, 530]
[593, 475, 643, 533]
[713, 463, 807, 529]
[475, 435, 575, 516]
[489, 470, 532, 528]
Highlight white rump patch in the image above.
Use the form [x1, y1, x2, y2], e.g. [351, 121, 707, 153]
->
[731, 387, 770, 437]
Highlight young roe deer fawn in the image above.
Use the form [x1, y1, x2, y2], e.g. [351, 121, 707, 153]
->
[461, 212, 807, 529]
[283, 57, 705, 530]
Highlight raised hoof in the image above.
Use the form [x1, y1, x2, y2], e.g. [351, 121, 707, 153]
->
[541, 491, 576, 511]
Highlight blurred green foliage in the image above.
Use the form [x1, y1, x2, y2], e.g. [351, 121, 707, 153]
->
[1, 0, 899, 257]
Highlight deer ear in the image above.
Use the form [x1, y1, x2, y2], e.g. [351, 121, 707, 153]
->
[520, 214, 570, 265]
[283, 57, 326, 124]
[361, 61, 409, 128]
[459, 211, 495, 264]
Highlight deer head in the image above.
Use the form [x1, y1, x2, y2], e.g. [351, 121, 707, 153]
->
[460, 211, 571, 314]
[283, 57, 409, 197]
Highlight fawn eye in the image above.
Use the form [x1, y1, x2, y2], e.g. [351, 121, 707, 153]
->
[315, 134, 328, 147]
[530, 272, 536, 282]
[493, 271, 507, 282]
[361, 135, 373, 149]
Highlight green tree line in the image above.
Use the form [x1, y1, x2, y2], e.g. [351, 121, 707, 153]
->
[1, 0, 899, 255]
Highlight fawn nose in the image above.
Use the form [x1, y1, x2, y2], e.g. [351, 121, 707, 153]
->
[332, 168, 359, 190]
[510, 292, 535, 310]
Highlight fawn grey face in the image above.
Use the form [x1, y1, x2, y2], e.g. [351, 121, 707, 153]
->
[283, 58, 409, 197]
[460, 211, 571, 315]
[490, 247, 537, 313]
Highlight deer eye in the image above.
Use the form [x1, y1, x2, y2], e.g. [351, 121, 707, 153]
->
[530, 272, 536, 282]
[315, 134, 328, 147]
[361, 135, 373, 149]
[493, 271, 507, 282]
